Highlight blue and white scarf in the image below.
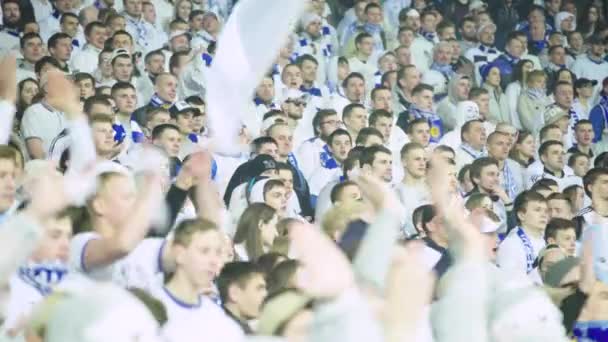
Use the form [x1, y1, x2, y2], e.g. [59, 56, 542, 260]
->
[149, 93, 172, 108]
[125, 14, 148, 48]
[479, 44, 498, 55]
[569, 106, 579, 130]
[409, 104, 444, 143]
[526, 87, 546, 101]
[514, 227, 536, 274]
[18, 261, 69, 296]
[502, 162, 517, 200]
[430, 62, 455, 79]
[319, 144, 338, 169]
[300, 85, 322, 97]
[419, 29, 436, 43]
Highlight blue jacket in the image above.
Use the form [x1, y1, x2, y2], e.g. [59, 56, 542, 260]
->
[589, 102, 607, 143]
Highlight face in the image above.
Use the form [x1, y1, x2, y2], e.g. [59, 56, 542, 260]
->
[395, 47, 412, 66]
[404, 15, 421, 31]
[366, 7, 382, 25]
[318, 115, 339, 139]
[96, 175, 137, 226]
[154, 128, 182, 157]
[344, 107, 368, 133]
[517, 135, 535, 158]
[305, 19, 322, 38]
[178, 230, 223, 288]
[190, 13, 204, 31]
[345, 77, 365, 102]
[278, 169, 294, 194]
[409, 122, 430, 146]
[550, 47, 566, 66]
[300, 60, 318, 84]
[232, 273, 267, 320]
[22, 37, 44, 63]
[337, 61, 350, 81]
[568, 32, 583, 50]
[542, 144, 565, 172]
[356, 37, 374, 56]
[62, 16, 79, 37]
[404, 148, 426, 179]
[486, 67, 501, 87]
[552, 228, 577, 257]
[529, 76, 546, 90]
[202, 14, 219, 34]
[270, 126, 294, 157]
[109, 17, 126, 35]
[572, 156, 590, 178]
[257, 143, 279, 160]
[175, 112, 194, 134]
[560, 16, 574, 31]
[413, 90, 433, 111]
[464, 122, 487, 148]
[461, 20, 476, 40]
[398, 29, 415, 47]
[265, 185, 288, 213]
[557, 71, 573, 84]
[20, 81, 39, 105]
[256, 78, 274, 102]
[156, 75, 178, 102]
[3, 3, 20, 25]
[92, 121, 115, 156]
[176, 0, 192, 21]
[145, 54, 165, 75]
[50, 37, 73, 62]
[31, 216, 72, 263]
[479, 27, 496, 46]
[372, 89, 392, 111]
[439, 27, 456, 41]
[146, 111, 171, 132]
[112, 56, 133, 82]
[112, 34, 133, 52]
[475, 164, 499, 192]
[142, 4, 156, 23]
[379, 54, 397, 73]
[555, 84, 574, 109]
[549, 199, 572, 220]
[330, 135, 352, 163]
[336, 184, 362, 204]
[76, 78, 95, 100]
[575, 123, 594, 146]
[371, 117, 393, 143]
[401, 67, 420, 91]
[519, 200, 549, 232]
[170, 35, 190, 52]
[434, 45, 452, 65]
[125, 0, 142, 17]
[282, 66, 303, 90]
[589, 175, 608, 201]
[113, 87, 137, 113]
[0, 159, 16, 213]
[370, 152, 392, 182]
[455, 78, 471, 100]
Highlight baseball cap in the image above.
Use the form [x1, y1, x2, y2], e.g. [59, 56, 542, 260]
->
[110, 48, 130, 63]
[406, 8, 420, 17]
[169, 101, 201, 118]
[543, 105, 569, 126]
[280, 88, 309, 105]
[543, 256, 580, 288]
[257, 289, 313, 335]
[168, 30, 191, 41]
[574, 77, 598, 88]
[248, 154, 277, 177]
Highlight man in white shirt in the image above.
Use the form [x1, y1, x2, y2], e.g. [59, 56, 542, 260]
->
[464, 22, 501, 83]
[527, 140, 579, 190]
[308, 128, 352, 196]
[48, 33, 74, 73]
[296, 109, 340, 180]
[359, 144, 393, 184]
[0, 0, 21, 53]
[487, 131, 524, 201]
[576, 167, 608, 233]
[17, 33, 45, 82]
[571, 35, 608, 95]
[455, 119, 487, 171]
[150, 218, 243, 342]
[71, 21, 107, 74]
[496, 191, 549, 284]
[330, 72, 366, 117]
[123, 0, 161, 53]
[395, 142, 430, 236]
[347, 32, 378, 91]
[39, 0, 73, 42]
[469, 157, 513, 230]
[342, 103, 368, 144]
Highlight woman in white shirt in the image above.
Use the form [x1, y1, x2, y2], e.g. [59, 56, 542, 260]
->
[233, 202, 279, 262]
[505, 59, 534, 130]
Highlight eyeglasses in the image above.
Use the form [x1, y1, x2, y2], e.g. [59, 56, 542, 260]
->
[320, 119, 342, 126]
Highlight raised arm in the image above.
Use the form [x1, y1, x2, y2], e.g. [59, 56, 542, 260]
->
[0, 54, 17, 145]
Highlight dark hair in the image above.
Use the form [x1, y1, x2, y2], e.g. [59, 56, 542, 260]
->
[468, 86, 489, 100]
[144, 49, 165, 65]
[34, 56, 61, 74]
[368, 109, 392, 126]
[469, 157, 498, 185]
[256, 252, 287, 276]
[359, 145, 391, 167]
[370, 86, 390, 101]
[20, 32, 42, 49]
[513, 190, 548, 224]
[151, 123, 180, 139]
[583, 167, 608, 198]
[539, 124, 561, 142]
[544, 218, 575, 243]
[83, 95, 112, 115]
[539, 140, 563, 157]
[266, 259, 300, 295]
[511, 59, 534, 84]
[217, 261, 264, 304]
[342, 103, 366, 120]
[327, 128, 351, 146]
[412, 83, 434, 96]
[342, 72, 365, 88]
[568, 152, 589, 168]
[48, 32, 72, 50]
[110, 81, 136, 96]
[169, 50, 190, 73]
[330, 180, 358, 204]
[234, 202, 277, 261]
[406, 118, 430, 135]
[295, 54, 318, 66]
[355, 32, 373, 47]
[312, 109, 338, 137]
[84, 21, 106, 37]
[251, 136, 278, 155]
[400, 142, 424, 160]
[355, 127, 383, 146]
[460, 119, 483, 142]
[574, 119, 593, 131]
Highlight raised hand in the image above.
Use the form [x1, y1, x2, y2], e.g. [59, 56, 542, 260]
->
[355, 173, 402, 217]
[175, 150, 213, 190]
[45, 71, 82, 118]
[289, 221, 355, 299]
[0, 54, 17, 104]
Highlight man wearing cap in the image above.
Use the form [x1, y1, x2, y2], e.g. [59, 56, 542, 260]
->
[71, 22, 108, 74]
[167, 101, 202, 160]
[464, 22, 501, 83]
[571, 35, 608, 93]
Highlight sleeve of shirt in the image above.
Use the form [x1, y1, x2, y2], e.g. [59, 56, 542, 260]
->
[69, 232, 101, 274]
[496, 236, 527, 275]
[589, 105, 605, 143]
[0, 100, 15, 145]
[19, 106, 44, 140]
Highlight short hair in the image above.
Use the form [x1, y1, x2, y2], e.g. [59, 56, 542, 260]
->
[169, 50, 190, 71]
[368, 109, 392, 126]
[359, 145, 391, 167]
[295, 54, 318, 66]
[172, 218, 218, 249]
[574, 119, 593, 131]
[355, 32, 373, 47]
[74, 72, 96, 85]
[469, 157, 498, 184]
[189, 9, 204, 21]
[539, 124, 561, 142]
[312, 109, 338, 136]
[412, 83, 434, 96]
[20, 32, 42, 49]
[342, 103, 365, 120]
[355, 127, 383, 146]
[406, 118, 430, 135]
[434, 144, 455, 157]
[539, 140, 563, 157]
[460, 119, 483, 142]
[110, 81, 136, 96]
[370, 86, 390, 101]
[342, 72, 365, 88]
[89, 113, 114, 125]
[583, 167, 608, 198]
[544, 218, 575, 243]
[400, 142, 424, 160]
[34, 56, 62, 74]
[568, 152, 589, 168]
[251, 136, 278, 154]
[145, 107, 170, 123]
[48, 32, 72, 49]
[151, 123, 180, 140]
[266, 260, 300, 295]
[437, 20, 455, 34]
[465, 193, 491, 211]
[548, 45, 565, 55]
[468, 86, 489, 100]
[217, 262, 263, 304]
[143, 49, 164, 65]
[513, 190, 548, 224]
[534, 178, 559, 189]
[327, 128, 352, 146]
[84, 21, 106, 37]
[83, 95, 112, 115]
[330, 180, 358, 204]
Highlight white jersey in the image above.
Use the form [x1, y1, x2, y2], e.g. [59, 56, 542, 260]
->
[496, 227, 545, 285]
[150, 285, 244, 342]
[69, 232, 166, 291]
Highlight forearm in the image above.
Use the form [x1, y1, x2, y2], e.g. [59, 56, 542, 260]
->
[64, 116, 97, 206]
[0, 100, 16, 145]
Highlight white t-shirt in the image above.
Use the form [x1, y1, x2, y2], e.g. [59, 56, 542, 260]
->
[149, 285, 244, 342]
[496, 227, 545, 284]
[69, 233, 166, 291]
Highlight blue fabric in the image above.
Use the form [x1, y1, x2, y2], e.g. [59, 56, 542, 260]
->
[319, 144, 338, 169]
[573, 321, 608, 341]
[299, 38, 308, 47]
[188, 133, 199, 143]
[72, 39, 80, 47]
[112, 123, 127, 143]
[132, 130, 145, 143]
[408, 105, 444, 143]
[211, 158, 217, 180]
[18, 262, 69, 296]
[589, 94, 608, 142]
[202, 53, 213, 66]
[300, 85, 322, 97]
[515, 227, 535, 274]
[430, 62, 454, 79]
[322, 26, 330, 36]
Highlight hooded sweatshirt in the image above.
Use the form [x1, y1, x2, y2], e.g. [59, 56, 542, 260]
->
[437, 74, 470, 131]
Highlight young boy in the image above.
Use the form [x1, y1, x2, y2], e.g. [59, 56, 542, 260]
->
[544, 217, 577, 256]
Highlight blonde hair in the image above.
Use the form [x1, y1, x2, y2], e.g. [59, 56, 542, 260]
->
[173, 218, 219, 248]
[322, 201, 367, 239]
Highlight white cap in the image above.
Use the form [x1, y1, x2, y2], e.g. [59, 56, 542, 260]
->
[279, 88, 308, 104]
[406, 8, 420, 17]
[168, 30, 191, 41]
[300, 12, 322, 28]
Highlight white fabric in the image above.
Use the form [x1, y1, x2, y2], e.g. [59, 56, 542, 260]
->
[496, 228, 546, 284]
